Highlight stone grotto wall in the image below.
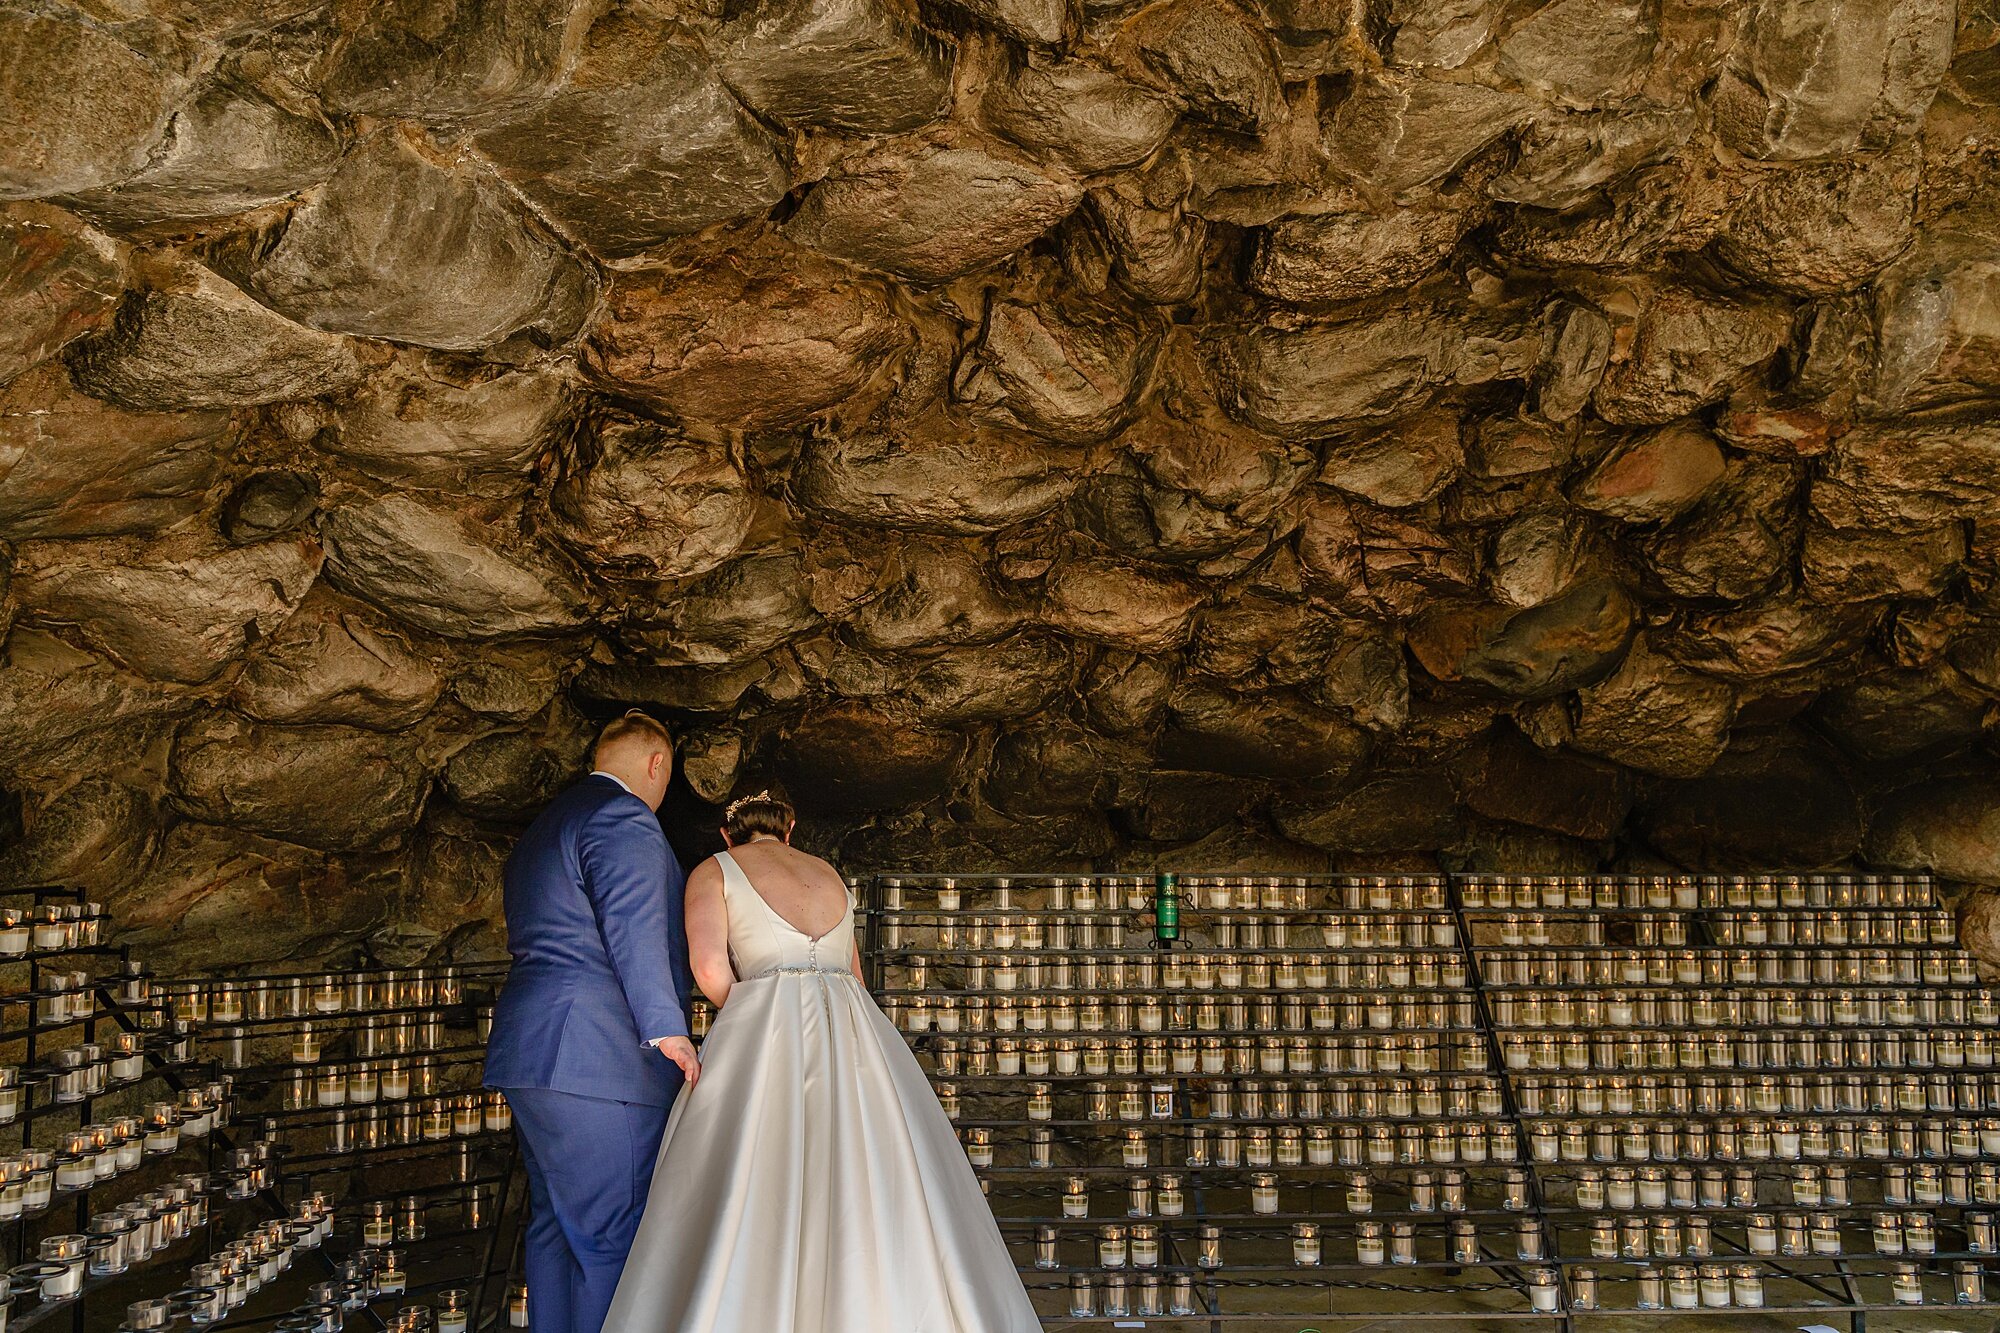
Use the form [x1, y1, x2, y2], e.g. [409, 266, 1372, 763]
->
[2, 0, 2000, 973]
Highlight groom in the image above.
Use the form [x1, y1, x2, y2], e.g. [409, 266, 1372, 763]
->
[483, 710, 700, 1333]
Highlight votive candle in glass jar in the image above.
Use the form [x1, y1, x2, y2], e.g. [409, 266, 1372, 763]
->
[1355, 1222, 1385, 1265]
[292, 1024, 321, 1064]
[1251, 1172, 1279, 1214]
[438, 1291, 470, 1333]
[1292, 1223, 1321, 1267]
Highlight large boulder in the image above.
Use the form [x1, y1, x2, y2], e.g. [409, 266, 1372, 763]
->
[795, 413, 1083, 534]
[897, 634, 1077, 723]
[1119, 0, 1285, 133]
[442, 730, 580, 821]
[1637, 457, 1799, 602]
[1589, 281, 1791, 425]
[1486, 505, 1591, 609]
[0, 364, 225, 539]
[1321, 73, 1532, 199]
[984, 722, 1130, 818]
[473, 13, 790, 259]
[774, 703, 966, 811]
[1800, 520, 1964, 602]
[1211, 303, 1536, 437]
[233, 594, 445, 730]
[954, 296, 1159, 444]
[1639, 732, 1865, 868]
[1076, 182, 1208, 307]
[0, 630, 195, 781]
[1570, 636, 1736, 778]
[583, 241, 907, 436]
[0, 204, 122, 384]
[1489, 109, 1695, 212]
[306, 355, 569, 496]
[244, 131, 595, 352]
[11, 536, 321, 684]
[321, 494, 588, 638]
[1712, 146, 1919, 295]
[1492, 0, 1658, 108]
[1657, 588, 1880, 678]
[62, 77, 341, 227]
[1869, 775, 2000, 886]
[1319, 409, 1463, 508]
[847, 542, 1020, 652]
[0, 5, 187, 199]
[1712, 0, 1954, 160]
[1814, 667, 1990, 762]
[1864, 220, 2000, 417]
[1274, 771, 1463, 854]
[782, 133, 1082, 284]
[66, 261, 370, 410]
[1157, 684, 1368, 780]
[1042, 556, 1204, 651]
[644, 551, 818, 666]
[1185, 593, 1342, 684]
[168, 714, 432, 850]
[980, 61, 1178, 175]
[1810, 421, 2000, 530]
[0, 779, 159, 892]
[1247, 205, 1477, 306]
[102, 821, 381, 973]
[317, 0, 602, 126]
[1568, 424, 1727, 524]
[720, 0, 950, 134]
[1408, 578, 1636, 698]
[548, 415, 754, 581]
[1123, 374, 1315, 554]
[1459, 728, 1633, 841]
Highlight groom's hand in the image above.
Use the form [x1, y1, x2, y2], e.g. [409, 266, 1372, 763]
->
[656, 1035, 700, 1086]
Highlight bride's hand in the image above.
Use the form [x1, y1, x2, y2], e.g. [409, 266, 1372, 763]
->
[656, 1036, 701, 1087]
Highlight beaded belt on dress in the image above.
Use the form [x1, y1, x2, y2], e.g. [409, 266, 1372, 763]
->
[744, 965, 848, 981]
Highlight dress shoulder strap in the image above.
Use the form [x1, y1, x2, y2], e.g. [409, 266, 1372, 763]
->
[713, 849, 752, 902]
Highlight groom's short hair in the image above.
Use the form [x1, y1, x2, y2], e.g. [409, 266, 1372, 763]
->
[594, 709, 674, 766]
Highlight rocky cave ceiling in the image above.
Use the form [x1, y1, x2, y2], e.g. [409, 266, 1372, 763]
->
[2, 0, 2000, 971]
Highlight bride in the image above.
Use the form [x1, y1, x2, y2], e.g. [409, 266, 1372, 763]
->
[601, 791, 1041, 1333]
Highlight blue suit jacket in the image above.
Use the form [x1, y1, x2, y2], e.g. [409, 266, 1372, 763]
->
[482, 775, 693, 1107]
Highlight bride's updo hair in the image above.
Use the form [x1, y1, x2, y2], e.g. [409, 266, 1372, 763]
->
[723, 789, 795, 842]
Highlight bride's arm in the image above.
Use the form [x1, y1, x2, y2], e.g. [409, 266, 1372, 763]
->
[685, 863, 735, 1010]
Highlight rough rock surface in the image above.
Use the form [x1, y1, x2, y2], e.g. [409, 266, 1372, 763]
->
[244, 131, 595, 352]
[782, 133, 1082, 283]
[584, 240, 906, 434]
[0, 0, 1992, 967]
[321, 494, 587, 638]
[473, 13, 790, 259]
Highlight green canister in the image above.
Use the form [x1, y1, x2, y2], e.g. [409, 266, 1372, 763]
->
[1154, 873, 1180, 943]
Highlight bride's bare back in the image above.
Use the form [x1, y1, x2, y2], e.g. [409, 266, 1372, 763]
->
[719, 839, 848, 940]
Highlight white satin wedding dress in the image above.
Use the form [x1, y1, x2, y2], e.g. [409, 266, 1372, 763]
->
[601, 850, 1041, 1333]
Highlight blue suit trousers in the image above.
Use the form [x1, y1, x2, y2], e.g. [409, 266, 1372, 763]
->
[504, 1087, 669, 1333]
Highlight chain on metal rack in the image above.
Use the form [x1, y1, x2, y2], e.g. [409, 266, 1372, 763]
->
[848, 868, 1996, 1328]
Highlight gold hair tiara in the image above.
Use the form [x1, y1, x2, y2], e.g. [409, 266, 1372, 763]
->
[724, 789, 775, 818]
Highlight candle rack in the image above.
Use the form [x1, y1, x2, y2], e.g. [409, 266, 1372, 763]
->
[846, 870, 1997, 1328]
[0, 879, 502, 1333]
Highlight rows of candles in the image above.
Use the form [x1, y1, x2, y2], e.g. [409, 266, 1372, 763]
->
[0, 888, 511, 1333]
[1471, 872, 2000, 1314]
[856, 870, 2000, 1318]
[177, 965, 512, 1318]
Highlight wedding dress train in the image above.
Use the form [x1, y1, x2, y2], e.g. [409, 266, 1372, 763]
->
[601, 850, 1041, 1333]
